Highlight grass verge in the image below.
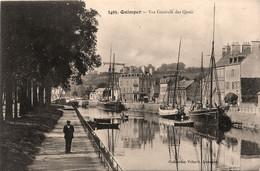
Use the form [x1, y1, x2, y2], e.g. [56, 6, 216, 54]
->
[0, 105, 63, 171]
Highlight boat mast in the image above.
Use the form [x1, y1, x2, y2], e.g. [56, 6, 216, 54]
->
[210, 5, 215, 110]
[200, 52, 204, 107]
[108, 46, 112, 100]
[172, 38, 182, 109]
[167, 80, 170, 106]
[112, 54, 115, 101]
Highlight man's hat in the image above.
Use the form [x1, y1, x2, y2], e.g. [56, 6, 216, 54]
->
[67, 120, 71, 123]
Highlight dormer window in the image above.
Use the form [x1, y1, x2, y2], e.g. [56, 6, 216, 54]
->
[234, 57, 237, 63]
[229, 58, 233, 64]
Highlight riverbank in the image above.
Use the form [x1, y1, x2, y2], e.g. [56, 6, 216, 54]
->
[123, 101, 192, 113]
[28, 106, 105, 171]
[0, 105, 63, 171]
[123, 101, 260, 131]
[123, 102, 160, 113]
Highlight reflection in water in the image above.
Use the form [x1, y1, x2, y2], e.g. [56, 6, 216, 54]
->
[79, 107, 260, 170]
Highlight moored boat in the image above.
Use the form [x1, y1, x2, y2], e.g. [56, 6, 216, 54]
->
[159, 38, 186, 119]
[97, 100, 126, 112]
[94, 118, 111, 123]
[95, 122, 120, 130]
[189, 5, 232, 130]
[97, 48, 126, 113]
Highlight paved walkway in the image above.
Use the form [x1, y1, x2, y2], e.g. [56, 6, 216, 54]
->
[28, 106, 106, 171]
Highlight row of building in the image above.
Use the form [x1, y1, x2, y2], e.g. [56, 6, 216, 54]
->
[90, 64, 194, 103]
[212, 40, 260, 103]
[90, 40, 260, 104]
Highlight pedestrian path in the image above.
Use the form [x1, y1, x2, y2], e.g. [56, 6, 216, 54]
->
[28, 106, 106, 171]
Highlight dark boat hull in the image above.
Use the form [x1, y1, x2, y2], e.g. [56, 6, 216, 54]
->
[189, 107, 232, 131]
[97, 101, 126, 112]
[87, 121, 120, 130]
[94, 118, 111, 123]
[96, 122, 120, 129]
[189, 109, 218, 123]
[174, 121, 194, 127]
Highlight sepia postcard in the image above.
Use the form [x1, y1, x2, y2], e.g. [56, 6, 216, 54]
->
[1, 0, 260, 170]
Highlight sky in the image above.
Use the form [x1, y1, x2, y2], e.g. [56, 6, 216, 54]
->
[84, 0, 260, 72]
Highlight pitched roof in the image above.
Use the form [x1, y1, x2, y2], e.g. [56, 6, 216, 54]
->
[216, 47, 251, 67]
[216, 52, 230, 67]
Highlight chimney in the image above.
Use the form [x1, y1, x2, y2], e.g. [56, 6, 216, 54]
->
[231, 42, 241, 56]
[222, 44, 231, 57]
[251, 41, 260, 56]
[141, 66, 145, 74]
[222, 45, 228, 57]
[123, 66, 128, 74]
[149, 67, 153, 75]
[242, 42, 251, 52]
[129, 66, 133, 74]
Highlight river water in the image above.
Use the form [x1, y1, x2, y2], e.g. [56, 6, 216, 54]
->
[79, 107, 260, 171]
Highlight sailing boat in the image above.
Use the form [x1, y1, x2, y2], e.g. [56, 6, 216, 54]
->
[189, 5, 231, 129]
[159, 38, 185, 119]
[190, 52, 204, 110]
[97, 48, 126, 113]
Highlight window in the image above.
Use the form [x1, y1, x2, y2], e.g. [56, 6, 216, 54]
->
[126, 81, 128, 86]
[229, 58, 233, 64]
[120, 81, 122, 86]
[226, 82, 230, 89]
[231, 69, 235, 77]
[232, 82, 235, 89]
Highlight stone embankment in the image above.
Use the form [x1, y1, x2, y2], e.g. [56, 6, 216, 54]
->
[123, 102, 160, 113]
[123, 102, 260, 131]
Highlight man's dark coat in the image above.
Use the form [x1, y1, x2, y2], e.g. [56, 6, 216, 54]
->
[63, 125, 74, 139]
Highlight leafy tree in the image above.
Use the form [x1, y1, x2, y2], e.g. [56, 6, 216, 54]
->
[147, 64, 155, 72]
[156, 62, 185, 74]
[1, 1, 101, 121]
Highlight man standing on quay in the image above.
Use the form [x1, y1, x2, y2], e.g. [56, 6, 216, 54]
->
[63, 120, 74, 153]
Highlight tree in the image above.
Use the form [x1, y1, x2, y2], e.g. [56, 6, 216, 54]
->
[156, 62, 186, 74]
[147, 64, 155, 72]
[1, 1, 101, 120]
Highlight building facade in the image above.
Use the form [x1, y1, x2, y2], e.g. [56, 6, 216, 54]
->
[119, 73, 154, 102]
[214, 41, 260, 103]
[118, 65, 156, 102]
[158, 78, 193, 104]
